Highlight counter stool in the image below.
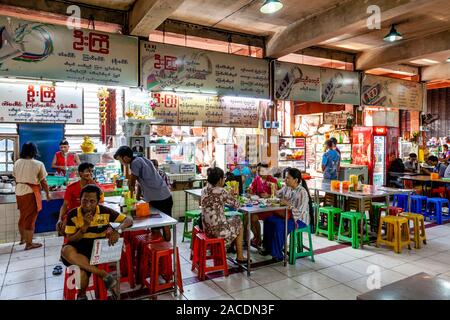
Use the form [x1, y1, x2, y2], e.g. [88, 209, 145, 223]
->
[191, 233, 228, 280]
[400, 212, 427, 249]
[141, 242, 183, 297]
[426, 198, 450, 225]
[316, 207, 342, 240]
[410, 195, 427, 214]
[376, 216, 411, 253]
[337, 211, 369, 249]
[393, 194, 409, 212]
[182, 210, 201, 242]
[289, 225, 314, 265]
[371, 202, 386, 233]
[63, 264, 109, 300]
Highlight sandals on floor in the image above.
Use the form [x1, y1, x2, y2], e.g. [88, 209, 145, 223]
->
[103, 274, 119, 299]
[24, 243, 43, 250]
[52, 265, 63, 276]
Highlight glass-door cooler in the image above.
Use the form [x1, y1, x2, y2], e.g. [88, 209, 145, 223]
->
[373, 135, 386, 187]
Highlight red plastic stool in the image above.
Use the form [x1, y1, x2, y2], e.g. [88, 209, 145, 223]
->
[191, 233, 229, 281]
[141, 242, 183, 296]
[135, 232, 164, 285]
[431, 187, 446, 198]
[380, 206, 403, 217]
[120, 241, 135, 288]
[63, 264, 109, 300]
[190, 226, 203, 260]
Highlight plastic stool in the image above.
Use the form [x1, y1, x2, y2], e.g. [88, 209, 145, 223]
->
[134, 232, 164, 285]
[400, 212, 427, 249]
[191, 233, 229, 280]
[376, 216, 411, 253]
[289, 225, 314, 265]
[183, 210, 201, 242]
[393, 194, 409, 212]
[410, 195, 427, 214]
[63, 264, 109, 300]
[190, 225, 203, 260]
[316, 207, 342, 240]
[426, 198, 450, 225]
[371, 202, 386, 232]
[380, 206, 403, 217]
[141, 242, 183, 297]
[120, 242, 135, 288]
[337, 211, 369, 249]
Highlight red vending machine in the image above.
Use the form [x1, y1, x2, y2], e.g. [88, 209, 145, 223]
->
[352, 126, 399, 186]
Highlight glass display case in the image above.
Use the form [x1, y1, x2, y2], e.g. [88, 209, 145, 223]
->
[278, 136, 306, 172]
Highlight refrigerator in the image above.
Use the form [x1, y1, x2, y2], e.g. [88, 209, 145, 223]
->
[352, 126, 399, 187]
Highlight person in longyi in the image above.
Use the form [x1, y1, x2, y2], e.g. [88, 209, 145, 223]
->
[13, 142, 51, 250]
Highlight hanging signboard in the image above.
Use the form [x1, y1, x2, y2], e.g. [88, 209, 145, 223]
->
[323, 112, 351, 126]
[0, 82, 83, 123]
[150, 92, 263, 128]
[361, 74, 423, 111]
[274, 61, 320, 102]
[0, 16, 138, 86]
[320, 68, 360, 105]
[140, 41, 269, 99]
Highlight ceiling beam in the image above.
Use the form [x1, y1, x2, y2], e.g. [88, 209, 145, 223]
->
[422, 62, 450, 82]
[356, 29, 450, 70]
[266, 0, 431, 58]
[128, 0, 185, 37]
[0, 0, 125, 25]
[296, 46, 355, 63]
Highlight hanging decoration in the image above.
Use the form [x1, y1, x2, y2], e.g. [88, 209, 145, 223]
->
[97, 87, 109, 143]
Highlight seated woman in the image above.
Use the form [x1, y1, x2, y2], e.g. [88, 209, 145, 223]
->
[201, 167, 247, 263]
[261, 168, 313, 261]
[246, 164, 278, 248]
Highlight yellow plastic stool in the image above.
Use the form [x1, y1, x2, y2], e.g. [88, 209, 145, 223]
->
[400, 212, 427, 249]
[376, 216, 412, 253]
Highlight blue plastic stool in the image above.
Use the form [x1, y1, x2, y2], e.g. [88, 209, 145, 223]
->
[393, 194, 409, 212]
[426, 198, 450, 225]
[410, 195, 427, 214]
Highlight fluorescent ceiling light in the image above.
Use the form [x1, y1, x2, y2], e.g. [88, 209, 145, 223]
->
[409, 58, 440, 65]
[383, 25, 403, 42]
[260, 0, 283, 14]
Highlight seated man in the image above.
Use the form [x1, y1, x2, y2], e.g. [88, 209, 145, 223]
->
[60, 184, 133, 300]
[56, 162, 99, 236]
[422, 155, 447, 177]
[404, 153, 418, 173]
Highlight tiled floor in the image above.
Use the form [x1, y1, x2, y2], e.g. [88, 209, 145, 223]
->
[2, 221, 450, 300]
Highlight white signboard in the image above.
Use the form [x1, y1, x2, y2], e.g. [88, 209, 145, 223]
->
[140, 41, 269, 99]
[0, 16, 138, 86]
[320, 68, 360, 105]
[90, 238, 124, 265]
[0, 82, 83, 123]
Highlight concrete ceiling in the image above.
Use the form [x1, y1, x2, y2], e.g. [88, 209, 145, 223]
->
[70, 0, 135, 11]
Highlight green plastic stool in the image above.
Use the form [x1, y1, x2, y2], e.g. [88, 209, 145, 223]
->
[316, 207, 342, 240]
[337, 211, 369, 248]
[225, 211, 244, 221]
[289, 225, 314, 265]
[371, 202, 386, 233]
[182, 209, 201, 242]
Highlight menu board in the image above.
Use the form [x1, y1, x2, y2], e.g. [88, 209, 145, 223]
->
[0, 82, 83, 123]
[150, 92, 261, 128]
[274, 61, 320, 102]
[361, 74, 423, 111]
[320, 68, 360, 105]
[323, 112, 351, 126]
[140, 41, 269, 99]
[0, 16, 138, 86]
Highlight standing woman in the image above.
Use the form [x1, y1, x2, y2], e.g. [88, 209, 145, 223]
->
[261, 168, 313, 261]
[13, 142, 51, 250]
[52, 139, 81, 177]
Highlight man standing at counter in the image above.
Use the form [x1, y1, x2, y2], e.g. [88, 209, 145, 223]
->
[114, 146, 173, 241]
[56, 162, 98, 236]
[52, 140, 81, 177]
[61, 184, 132, 300]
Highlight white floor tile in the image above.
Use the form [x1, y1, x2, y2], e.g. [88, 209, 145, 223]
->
[271, 262, 313, 277]
[45, 246, 62, 257]
[0, 254, 9, 264]
[294, 292, 328, 300]
[263, 278, 313, 299]
[45, 255, 62, 266]
[318, 265, 363, 283]
[0, 263, 7, 274]
[44, 237, 64, 247]
[45, 264, 66, 278]
[248, 267, 287, 285]
[230, 286, 280, 300]
[345, 276, 375, 293]
[46, 275, 65, 292]
[3, 267, 45, 286]
[46, 290, 63, 300]
[0, 279, 45, 300]
[338, 247, 377, 258]
[210, 294, 234, 300]
[341, 259, 385, 275]
[10, 248, 44, 262]
[412, 258, 450, 274]
[8, 257, 45, 272]
[319, 251, 358, 264]
[155, 292, 187, 300]
[391, 263, 436, 277]
[427, 252, 450, 265]
[0, 243, 12, 255]
[317, 284, 360, 300]
[362, 254, 406, 269]
[183, 280, 226, 300]
[13, 293, 46, 300]
[292, 271, 340, 291]
[297, 255, 336, 270]
[379, 270, 408, 285]
[212, 273, 258, 294]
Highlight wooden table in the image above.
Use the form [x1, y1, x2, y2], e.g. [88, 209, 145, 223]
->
[238, 205, 289, 276]
[104, 198, 178, 299]
[357, 272, 450, 300]
[398, 175, 449, 196]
